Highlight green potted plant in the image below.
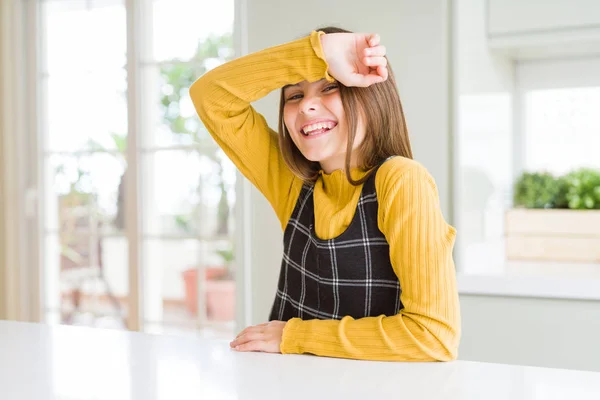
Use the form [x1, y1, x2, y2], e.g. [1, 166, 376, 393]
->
[512, 171, 568, 209]
[506, 168, 600, 262]
[563, 168, 600, 210]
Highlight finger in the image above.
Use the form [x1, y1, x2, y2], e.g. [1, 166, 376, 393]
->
[367, 33, 380, 47]
[235, 326, 256, 340]
[364, 45, 386, 57]
[235, 327, 251, 339]
[235, 325, 264, 339]
[377, 65, 389, 81]
[363, 56, 387, 68]
[235, 340, 268, 352]
[231, 332, 264, 347]
[350, 73, 385, 88]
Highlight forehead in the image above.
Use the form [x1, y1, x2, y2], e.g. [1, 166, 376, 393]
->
[283, 79, 331, 92]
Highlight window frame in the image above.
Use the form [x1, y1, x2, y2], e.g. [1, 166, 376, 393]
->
[6, 0, 249, 331]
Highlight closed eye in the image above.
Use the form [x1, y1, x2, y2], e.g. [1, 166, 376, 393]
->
[323, 84, 339, 92]
[286, 93, 303, 101]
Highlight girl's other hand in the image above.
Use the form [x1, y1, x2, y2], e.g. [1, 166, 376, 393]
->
[230, 320, 287, 353]
[320, 32, 388, 88]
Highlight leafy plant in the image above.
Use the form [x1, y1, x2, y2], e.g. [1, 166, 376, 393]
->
[563, 168, 600, 209]
[216, 248, 234, 264]
[513, 168, 600, 210]
[160, 33, 234, 236]
[87, 133, 127, 231]
[56, 166, 98, 265]
[513, 172, 567, 209]
[213, 245, 235, 280]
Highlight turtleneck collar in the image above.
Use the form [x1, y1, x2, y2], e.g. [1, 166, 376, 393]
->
[315, 167, 370, 203]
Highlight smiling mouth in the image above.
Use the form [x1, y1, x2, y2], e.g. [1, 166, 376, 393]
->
[301, 122, 338, 137]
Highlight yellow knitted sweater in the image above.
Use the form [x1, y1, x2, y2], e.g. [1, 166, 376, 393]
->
[189, 31, 460, 362]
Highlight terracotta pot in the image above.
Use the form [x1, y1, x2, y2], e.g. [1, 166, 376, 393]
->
[205, 280, 236, 321]
[182, 268, 235, 320]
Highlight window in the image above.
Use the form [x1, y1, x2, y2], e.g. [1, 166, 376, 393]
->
[454, 8, 600, 290]
[454, 0, 600, 300]
[38, 0, 237, 336]
[521, 81, 600, 176]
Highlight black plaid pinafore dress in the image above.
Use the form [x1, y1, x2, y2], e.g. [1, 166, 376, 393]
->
[269, 164, 403, 321]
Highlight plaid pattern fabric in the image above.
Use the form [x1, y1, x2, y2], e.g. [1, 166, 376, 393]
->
[269, 166, 402, 322]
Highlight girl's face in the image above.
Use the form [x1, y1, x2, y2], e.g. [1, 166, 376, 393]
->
[283, 79, 365, 174]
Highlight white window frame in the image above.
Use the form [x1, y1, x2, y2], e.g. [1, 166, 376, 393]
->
[0, 0, 251, 331]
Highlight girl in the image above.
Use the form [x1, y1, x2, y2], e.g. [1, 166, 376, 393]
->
[189, 27, 460, 362]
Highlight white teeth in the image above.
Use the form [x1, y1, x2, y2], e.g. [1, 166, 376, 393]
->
[302, 122, 336, 135]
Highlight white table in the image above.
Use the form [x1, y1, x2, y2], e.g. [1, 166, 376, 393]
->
[1, 320, 599, 400]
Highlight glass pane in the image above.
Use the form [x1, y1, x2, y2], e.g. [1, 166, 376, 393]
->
[41, 0, 127, 152]
[41, 0, 126, 75]
[147, 0, 234, 63]
[456, 94, 512, 274]
[140, 63, 213, 149]
[43, 233, 128, 329]
[45, 153, 127, 235]
[142, 238, 235, 338]
[142, 150, 236, 237]
[525, 87, 600, 175]
[140, 59, 234, 149]
[42, 71, 127, 152]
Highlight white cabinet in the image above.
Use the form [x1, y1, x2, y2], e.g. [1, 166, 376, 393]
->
[486, 0, 600, 60]
[488, 0, 600, 36]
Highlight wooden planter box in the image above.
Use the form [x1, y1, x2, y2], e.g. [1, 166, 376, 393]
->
[505, 209, 600, 262]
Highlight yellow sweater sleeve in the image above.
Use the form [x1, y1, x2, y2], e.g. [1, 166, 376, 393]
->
[280, 159, 461, 361]
[189, 31, 331, 227]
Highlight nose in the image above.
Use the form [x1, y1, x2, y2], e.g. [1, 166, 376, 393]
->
[299, 95, 320, 114]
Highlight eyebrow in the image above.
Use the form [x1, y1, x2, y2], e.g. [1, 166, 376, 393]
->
[282, 79, 334, 94]
[282, 83, 299, 92]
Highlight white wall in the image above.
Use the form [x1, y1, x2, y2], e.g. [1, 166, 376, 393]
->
[454, 0, 515, 267]
[242, 0, 452, 324]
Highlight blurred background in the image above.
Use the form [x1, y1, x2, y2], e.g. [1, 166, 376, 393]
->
[1, 0, 239, 338]
[1, 0, 599, 374]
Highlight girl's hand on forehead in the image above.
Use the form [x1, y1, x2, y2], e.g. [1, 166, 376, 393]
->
[320, 32, 388, 88]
